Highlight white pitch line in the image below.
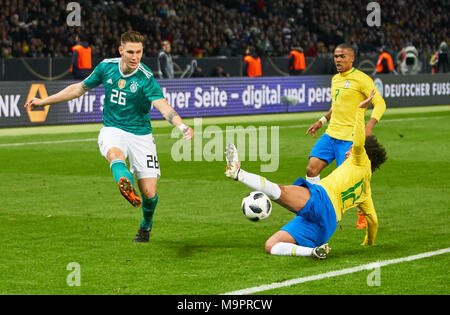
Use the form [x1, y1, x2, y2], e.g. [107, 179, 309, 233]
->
[0, 125, 309, 147]
[0, 115, 445, 147]
[221, 247, 450, 295]
[0, 138, 97, 147]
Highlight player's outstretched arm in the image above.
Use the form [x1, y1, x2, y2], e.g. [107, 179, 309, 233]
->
[359, 198, 378, 246]
[24, 82, 87, 109]
[365, 117, 378, 137]
[152, 98, 194, 140]
[364, 84, 386, 137]
[351, 90, 376, 165]
[362, 212, 378, 246]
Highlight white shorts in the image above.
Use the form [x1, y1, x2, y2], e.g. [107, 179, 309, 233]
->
[98, 126, 161, 180]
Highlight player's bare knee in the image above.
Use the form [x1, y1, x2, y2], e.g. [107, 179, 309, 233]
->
[141, 190, 156, 199]
[107, 147, 125, 162]
[264, 240, 274, 254]
[265, 236, 279, 254]
[306, 158, 327, 177]
[139, 183, 157, 199]
[138, 178, 157, 199]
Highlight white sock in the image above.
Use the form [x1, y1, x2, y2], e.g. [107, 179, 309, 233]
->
[306, 175, 320, 184]
[237, 169, 281, 200]
[270, 242, 314, 257]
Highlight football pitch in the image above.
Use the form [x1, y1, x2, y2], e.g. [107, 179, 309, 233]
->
[0, 105, 449, 295]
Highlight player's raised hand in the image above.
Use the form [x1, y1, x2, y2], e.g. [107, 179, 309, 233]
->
[306, 121, 323, 138]
[358, 89, 376, 109]
[24, 97, 44, 110]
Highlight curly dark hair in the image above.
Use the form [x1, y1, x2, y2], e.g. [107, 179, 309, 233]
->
[365, 135, 387, 172]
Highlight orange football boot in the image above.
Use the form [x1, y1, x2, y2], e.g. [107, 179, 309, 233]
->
[356, 209, 367, 229]
[118, 177, 142, 207]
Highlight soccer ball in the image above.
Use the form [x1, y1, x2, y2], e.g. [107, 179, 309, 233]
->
[241, 191, 272, 221]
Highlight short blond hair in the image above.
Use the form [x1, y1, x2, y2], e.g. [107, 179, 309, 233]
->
[121, 30, 145, 45]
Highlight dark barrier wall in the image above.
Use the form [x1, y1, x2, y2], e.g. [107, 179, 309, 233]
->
[0, 74, 448, 128]
[0, 55, 437, 81]
[0, 57, 243, 81]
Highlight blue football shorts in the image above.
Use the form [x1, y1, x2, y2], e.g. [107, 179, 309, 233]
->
[280, 177, 337, 248]
[309, 133, 353, 166]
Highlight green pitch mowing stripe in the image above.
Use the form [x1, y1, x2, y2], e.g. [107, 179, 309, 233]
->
[1, 107, 449, 147]
[176, 104, 450, 125]
[1, 106, 449, 294]
[222, 247, 450, 295]
[1, 105, 448, 137]
[0, 115, 448, 148]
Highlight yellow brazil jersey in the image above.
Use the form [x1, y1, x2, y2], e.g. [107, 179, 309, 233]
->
[319, 108, 379, 245]
[326, 67, 386, 141]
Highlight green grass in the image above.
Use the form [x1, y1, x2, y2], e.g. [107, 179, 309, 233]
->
[1, 106, 449, 295]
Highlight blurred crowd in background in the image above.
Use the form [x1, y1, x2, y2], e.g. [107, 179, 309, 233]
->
[1, 0, 448, 65]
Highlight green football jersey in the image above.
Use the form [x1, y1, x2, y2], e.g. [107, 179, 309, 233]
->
[83, 57, 164, 135]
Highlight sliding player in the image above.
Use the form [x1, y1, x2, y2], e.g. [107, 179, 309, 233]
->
[226, 90, 386, 259]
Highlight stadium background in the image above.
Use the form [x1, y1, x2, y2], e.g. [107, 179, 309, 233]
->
[0, 0, 449, 298]
[1, 1, 449, 127]
[0, 0, 449, 79]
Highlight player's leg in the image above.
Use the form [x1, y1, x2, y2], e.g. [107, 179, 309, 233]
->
[306, 134, 334, 184]
[225, 144, 311, 213]
[265, 230, 313, 256]
[306, 157, 328, 183]
[107, 147, 142, 207]
[127, 132, 161, 242]
[225, 143, 282, 200]
[269, 205, 333, 260]
[98, 127, 141, 207]
[276, 185, 311, 212]
[133, 177, 158, 242]
[226, 144, 332, 259]
[265, 225, 330, 259]
[138, 178, 158, 229]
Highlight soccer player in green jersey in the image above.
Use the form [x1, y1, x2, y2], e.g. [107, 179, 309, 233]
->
[24, 31, 193, 242]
